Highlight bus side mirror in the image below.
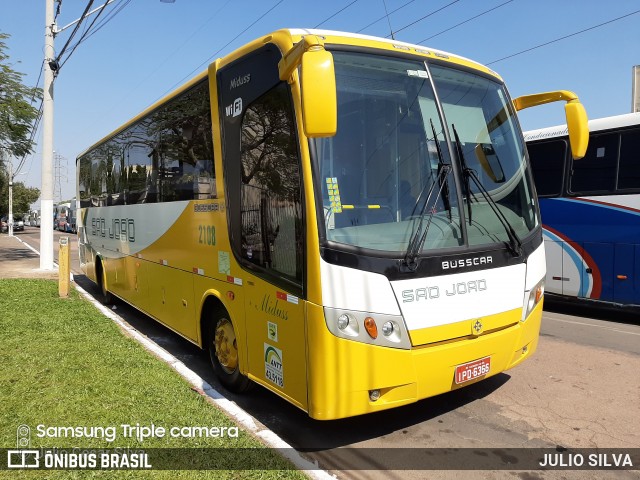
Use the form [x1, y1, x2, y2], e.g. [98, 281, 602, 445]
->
[279, 36, 337, 138]
[513, 90, 588, 160]
[301, 50, 337, 137]
[564, 101, 588, 160]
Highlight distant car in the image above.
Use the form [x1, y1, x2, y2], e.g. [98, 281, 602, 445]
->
[13, 219, 24, 232]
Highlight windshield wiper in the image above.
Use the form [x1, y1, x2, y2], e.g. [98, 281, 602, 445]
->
[452, 124, 473, 224]
[431, 119, 452, 221]
[403, 123, 452, 271]
[451, 124, 522, 257]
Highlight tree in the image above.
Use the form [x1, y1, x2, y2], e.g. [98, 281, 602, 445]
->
[0, 31, 42, 159]
[0, 31, 41, 219]
[0, 167, 40, 217]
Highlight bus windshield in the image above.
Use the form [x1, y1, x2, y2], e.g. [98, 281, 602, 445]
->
[313, 51, 538, 254]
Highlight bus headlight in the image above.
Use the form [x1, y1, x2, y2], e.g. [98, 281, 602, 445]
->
[522, 278, 544, 321]
[337, 314, 350, 330]
[382, 321, 394, 336]
[335, 313, 359, 337]
[324, 307, 411, 349]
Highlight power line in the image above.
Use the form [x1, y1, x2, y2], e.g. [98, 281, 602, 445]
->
[56, 0, 133, 73]
[161, 0, 285, 98]
[55, 0, 95, 63]
[388, 0, 460, 37]
[11, 59, 46, 176]
[314, 0, 360, 29]
[357, 0, 417, 34]
[382, 0, 394, 39]
[57, 0, 111, 70]
[99, 0, 231, 117]
[71, 0, 132, 49]
[487, 8, 640, 65]
[14, 100, 44, 176]
[417, 0, 514, 44]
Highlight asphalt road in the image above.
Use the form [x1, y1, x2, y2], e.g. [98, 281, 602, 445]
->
[15, 226, 81, 273]
[15, 226, 640, 479]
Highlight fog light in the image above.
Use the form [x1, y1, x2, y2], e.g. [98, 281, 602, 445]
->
[382, 321, 394, 336]
[369, 389, 381, 401]
[337, 314, 350, 330]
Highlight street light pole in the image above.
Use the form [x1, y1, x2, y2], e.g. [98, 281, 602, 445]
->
[40, 0, 55, 269]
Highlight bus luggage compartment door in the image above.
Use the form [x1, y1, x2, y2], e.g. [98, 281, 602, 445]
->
[613, 243, 637, 304]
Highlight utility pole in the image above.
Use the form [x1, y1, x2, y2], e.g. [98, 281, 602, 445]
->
[40, 0, 55, 269]
[8, 162, 13, 237]
[38, 0, 169, 268]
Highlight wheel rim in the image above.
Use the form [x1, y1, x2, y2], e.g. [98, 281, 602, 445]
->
[214, 318, 238, 374]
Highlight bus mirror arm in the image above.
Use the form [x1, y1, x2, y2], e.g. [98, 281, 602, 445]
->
[278, 35, 324, 83]
[513, 90, 589, 160]
[278, 36, 337, 138]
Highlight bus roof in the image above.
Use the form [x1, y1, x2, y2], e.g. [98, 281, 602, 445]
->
[286, 28, 499, 78]
[524, 112, 640, 142]
[78, 28, 502, 159]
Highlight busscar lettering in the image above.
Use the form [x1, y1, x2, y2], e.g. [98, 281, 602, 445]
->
[442, 256, 493, 271]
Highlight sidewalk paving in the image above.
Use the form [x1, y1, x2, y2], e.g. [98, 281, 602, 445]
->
[0, 233, 58, 279]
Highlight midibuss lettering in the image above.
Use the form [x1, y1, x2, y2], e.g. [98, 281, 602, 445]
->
[91, 218, 135, 242]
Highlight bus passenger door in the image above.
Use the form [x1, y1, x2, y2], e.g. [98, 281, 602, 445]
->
[218, 44, 309, 411]
[543, 230, 564, 295]
[243, 277, 307, 411]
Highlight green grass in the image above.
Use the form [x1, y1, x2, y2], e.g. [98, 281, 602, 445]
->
[0, 279, 308, 479]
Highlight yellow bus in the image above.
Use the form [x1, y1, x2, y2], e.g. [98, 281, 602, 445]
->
[77, 29, 588, 420]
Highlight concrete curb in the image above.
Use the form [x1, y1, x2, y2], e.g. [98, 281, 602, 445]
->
[21, 239, 335, 480]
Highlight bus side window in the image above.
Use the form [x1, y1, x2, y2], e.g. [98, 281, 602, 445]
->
[156, 80, 216, 202]
[569, 132, 618, 194]
[527, 139, 567, 197]
[617, 128, 640, 190]
[125, 142, 153, 204]
[239, 83, 303, 285]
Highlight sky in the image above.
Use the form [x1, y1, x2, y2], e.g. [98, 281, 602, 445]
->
[1, 0, 639, 206]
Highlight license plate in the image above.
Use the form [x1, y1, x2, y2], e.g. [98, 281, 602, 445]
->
[455, 357, 491, 384]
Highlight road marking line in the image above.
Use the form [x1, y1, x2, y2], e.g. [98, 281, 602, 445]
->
[545, 316, 640, 336]
[15, 236, 42, 255]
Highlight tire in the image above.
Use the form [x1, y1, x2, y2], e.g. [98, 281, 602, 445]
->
[96, 259, 113, 305]
[208, 313, 252, 393]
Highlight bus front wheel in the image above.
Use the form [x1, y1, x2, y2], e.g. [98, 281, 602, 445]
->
[208, 314, 252, 393]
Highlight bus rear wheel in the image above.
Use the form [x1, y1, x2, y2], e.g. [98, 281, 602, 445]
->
[208, 314, 252, 393]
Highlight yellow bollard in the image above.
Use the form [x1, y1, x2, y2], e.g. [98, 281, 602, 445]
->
[59, 236, 70, 297]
